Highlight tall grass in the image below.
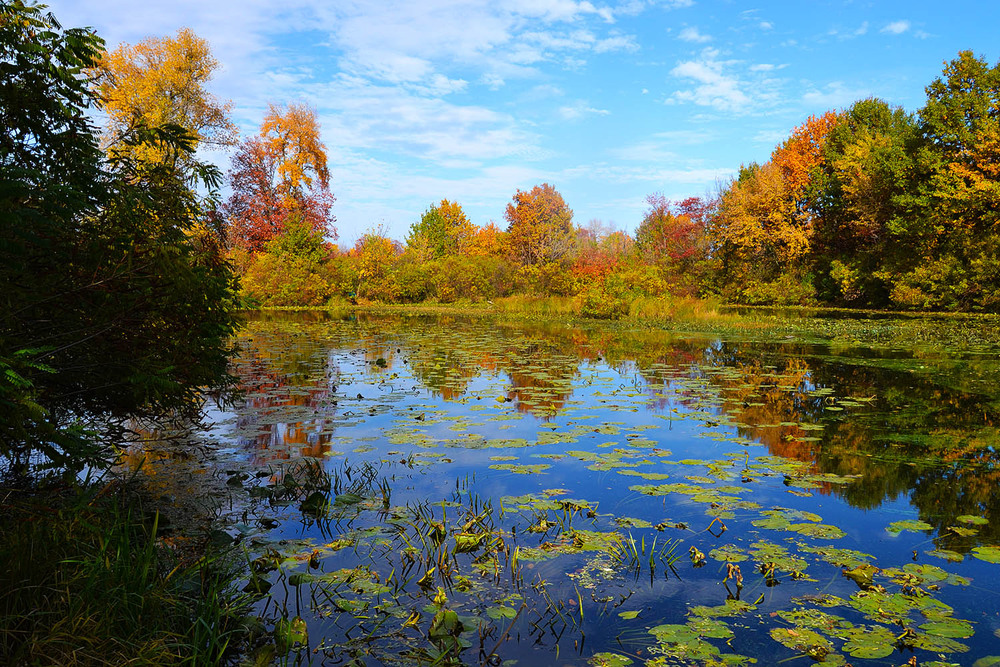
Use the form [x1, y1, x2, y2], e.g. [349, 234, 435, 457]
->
[0, 479, 251, 666]
[489, 295, 578, 317]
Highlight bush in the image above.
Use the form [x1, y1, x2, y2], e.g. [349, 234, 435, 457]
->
[580, 273, 632, 320]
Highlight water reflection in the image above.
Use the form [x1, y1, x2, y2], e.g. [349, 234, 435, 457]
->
[232, 312, 1000, 553]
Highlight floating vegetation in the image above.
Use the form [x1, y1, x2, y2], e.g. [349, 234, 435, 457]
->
[155, 312, 1000, 665]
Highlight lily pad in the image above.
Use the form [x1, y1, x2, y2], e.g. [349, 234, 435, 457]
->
[886, 519, 933, 534]
[972, 546, 1000, 563]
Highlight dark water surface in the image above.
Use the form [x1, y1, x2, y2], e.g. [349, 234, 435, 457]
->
[144, 311, 1000, 665]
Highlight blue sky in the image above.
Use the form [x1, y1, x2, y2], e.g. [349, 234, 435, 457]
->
[48, 0, 998, 246]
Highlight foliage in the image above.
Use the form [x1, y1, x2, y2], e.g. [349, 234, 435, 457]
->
[574, 219, 633, 283]
[504, 183, 575, 266]
[217, 50, 1000, 314]
[1, 2, 240, 473]
[465, 221, 508, 257]
[580, 272, 632, 320]
[223, 104, 335, 253]
[241, 217, 335, 307]
[809, 98, 920, 306]
[911, 50, 1000, 310]
[407, 199, 476, 259]
[353, 228, 401, 302]
[91, 26, 236, 176]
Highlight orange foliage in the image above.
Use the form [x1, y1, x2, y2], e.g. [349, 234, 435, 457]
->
[771, 111, 842, 196]
[260, 103, 330, 196]
[504, 183, 575, 265]
[465, 221, 508, 257]
[92, 27, 236, 166]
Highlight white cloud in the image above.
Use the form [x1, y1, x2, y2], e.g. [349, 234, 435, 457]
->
[759, 21, 773, 30]
[559, 100, 611, 119]
[678, 26, 712, 43]
[854, 21, 869, 36]
[881, 20, 911, 35]
[801, 81, 869, 108]
[611, 129, 714, 162]
[595, 33, 640, 52]
[561, 162, 732, 186]
[669, 49, 750, 113]
[752, 129, 789, 145]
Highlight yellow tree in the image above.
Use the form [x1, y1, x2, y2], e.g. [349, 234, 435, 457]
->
[353, 227, 401, 302]
[710, 112, 842, 303]
[260, 103, 330, 197]
[504, 183, 574, 266]
[465, 222, 508, 257]
[92, 28, 236, 171]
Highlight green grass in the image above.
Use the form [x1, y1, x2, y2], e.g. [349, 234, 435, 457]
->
[256, 294, 745, 325]
[0, 478, 252, 666]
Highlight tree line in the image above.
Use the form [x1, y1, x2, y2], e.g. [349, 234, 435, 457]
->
[83, 24, 999, 315]
[220, 53, 1000, 313]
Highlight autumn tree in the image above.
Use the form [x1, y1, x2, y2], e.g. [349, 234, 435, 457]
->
[91, 27, 236, 174]
[809, 98, 919, 305]
[465, 222, 508, 257]
[771, 111, 842, 197]
[406, 199, 475, 258]
[710, 162, 808, 302]
[353, 227, 401, 302]
[574, 219, 633, 281]
[224, 103, 335, 253]
[635, 194, 709, 266]
[709, 112, 843, 303]
[504, 183, 575, 266]
[905, 50, 1000, 309]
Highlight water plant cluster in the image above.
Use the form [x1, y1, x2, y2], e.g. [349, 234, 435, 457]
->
[116, 312, 1000, 665]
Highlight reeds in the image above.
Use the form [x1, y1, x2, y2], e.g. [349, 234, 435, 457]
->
[608, 532, 682, 578]
[0, 478, 252, 666]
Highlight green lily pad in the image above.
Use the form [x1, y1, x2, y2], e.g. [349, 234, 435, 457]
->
[790, 523, 846, 539]
[956, 515, 988, 525]
[886, 519, 933, 534]
[972, 546, 1000, 563]
[709, 544, 748, 563]
[842, 625, 896, 658]
[274, 615, 308, 655]
[588, 653, 633, 667]
[488, 463, 551, 474]
[920, 619, 974, 638]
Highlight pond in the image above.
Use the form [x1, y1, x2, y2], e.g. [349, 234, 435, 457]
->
[135, 311, 1000, 666]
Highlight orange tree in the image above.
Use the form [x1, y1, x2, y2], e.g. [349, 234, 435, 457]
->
[223, 103, 335, 253]
[504, 183, 575, 266]
[710, 112, 842, 303]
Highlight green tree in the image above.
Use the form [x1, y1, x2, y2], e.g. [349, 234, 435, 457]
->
[241, 216, 333, 306]
[809, 98, 920, 305]
[905, 51, 1000, 309]
[406, 199, 475, 259]
[1, 2, 240, 474]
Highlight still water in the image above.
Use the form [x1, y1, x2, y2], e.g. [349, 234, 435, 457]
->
[141, 311, 1000, 665]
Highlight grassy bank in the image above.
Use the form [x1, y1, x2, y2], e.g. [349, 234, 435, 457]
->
[0, 477, 251, 666]
[273, 294, 745, 327]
